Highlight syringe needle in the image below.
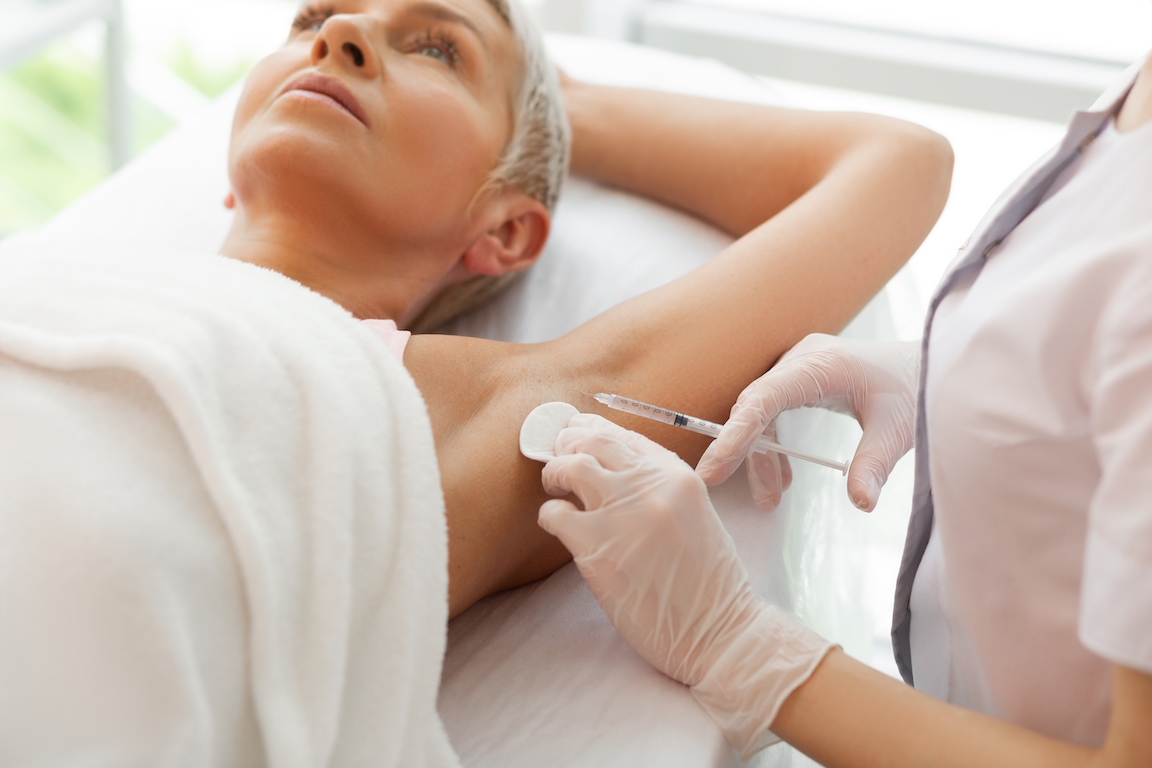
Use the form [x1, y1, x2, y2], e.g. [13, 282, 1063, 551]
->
[568, 390, 612, 407]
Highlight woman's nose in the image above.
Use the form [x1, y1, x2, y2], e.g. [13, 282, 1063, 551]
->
[310, 16, 380, 78]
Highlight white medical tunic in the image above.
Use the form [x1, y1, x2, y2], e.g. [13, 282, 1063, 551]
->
[910, 77, 1152, 745]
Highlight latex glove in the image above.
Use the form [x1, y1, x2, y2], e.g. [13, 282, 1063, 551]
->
[539, 414, 834, 758]
[697, 334, 920, 513]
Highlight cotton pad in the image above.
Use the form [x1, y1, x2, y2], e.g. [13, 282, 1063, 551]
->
[520, 402, 580, 462]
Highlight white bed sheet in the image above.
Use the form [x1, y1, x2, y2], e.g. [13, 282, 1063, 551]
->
[3, 35, 894, 768]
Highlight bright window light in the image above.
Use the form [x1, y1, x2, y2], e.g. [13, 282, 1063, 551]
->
[1, 0, 298, 237]
[687, 0, 1151, 63]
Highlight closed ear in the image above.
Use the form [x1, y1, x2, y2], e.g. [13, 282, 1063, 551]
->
[461, 195, 550, 277]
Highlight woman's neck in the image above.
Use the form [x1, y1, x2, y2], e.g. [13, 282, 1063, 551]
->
[219, 208, 462, 324]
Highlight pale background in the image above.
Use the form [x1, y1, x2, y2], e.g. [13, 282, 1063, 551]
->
[1, 2, 1146, 763]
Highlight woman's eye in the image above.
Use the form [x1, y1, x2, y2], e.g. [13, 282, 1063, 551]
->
[292, 4, 335, 33]
[410, 32, 459, 67]
[417, 45, 448, 62]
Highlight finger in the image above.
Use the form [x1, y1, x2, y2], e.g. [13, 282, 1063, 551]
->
[846, 445, 892, 513]
[538, 499, 614, 559]
[777, 332, 839, 364]
[566, 412, 620, 433]
[746, 450, 784, 512]
[555, 426, 640, 472]
[695, 407, 778, 485]
[554, 416, 677, 472]
[697, 408, 775, 483]
[697, 406, 772, 485]
[698, 364, 831, 480]
[541, 453, 614, 507]
[567, 413, 678, 461]
[696, 443, 744, 486]
[846, 412, 912, 512]
[759, 420, 792, 493]
[538, 498, 581, 541]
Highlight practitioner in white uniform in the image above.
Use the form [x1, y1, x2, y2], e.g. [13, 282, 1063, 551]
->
[536, 58, 1152, 764]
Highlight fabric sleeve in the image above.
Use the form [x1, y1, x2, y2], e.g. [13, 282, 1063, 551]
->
[362, 319, 411, 363]
[1081, 236, 1152, 674]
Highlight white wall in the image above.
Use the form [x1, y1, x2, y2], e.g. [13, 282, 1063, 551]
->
[531, 0, 653, 39]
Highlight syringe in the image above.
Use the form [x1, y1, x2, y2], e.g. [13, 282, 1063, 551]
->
[583, 392, 848, 475]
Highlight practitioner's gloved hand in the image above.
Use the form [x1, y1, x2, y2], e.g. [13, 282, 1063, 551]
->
[539, 414, 834, 758]
[696, 334, 920, 512]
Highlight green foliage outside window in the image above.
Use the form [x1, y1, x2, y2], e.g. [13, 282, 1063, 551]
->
[169, 41, 253, 99]
[0, 40, 250, 238]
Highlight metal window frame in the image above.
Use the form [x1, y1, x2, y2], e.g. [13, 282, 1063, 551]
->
[2, 0, 131, 169]
[540, 0, 1132, 123]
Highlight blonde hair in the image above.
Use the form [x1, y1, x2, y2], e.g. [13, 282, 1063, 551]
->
[408, 0, 570, 333]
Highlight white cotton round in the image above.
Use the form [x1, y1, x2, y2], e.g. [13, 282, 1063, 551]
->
[520, 402, 580, 462]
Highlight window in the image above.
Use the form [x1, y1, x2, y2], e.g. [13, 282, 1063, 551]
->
[687, 0, 1149, 64]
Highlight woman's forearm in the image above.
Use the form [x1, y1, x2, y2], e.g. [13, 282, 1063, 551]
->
[563, 81, 951, 238]
[559, 105, 952, 436]
[774, 651, 1151, 768]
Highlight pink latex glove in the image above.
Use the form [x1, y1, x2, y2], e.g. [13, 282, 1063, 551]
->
[539, 414, 834, 758]
[696, 334, 920, 512]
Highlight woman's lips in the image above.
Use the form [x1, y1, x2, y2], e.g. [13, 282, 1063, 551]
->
[279, 73, 369, 127]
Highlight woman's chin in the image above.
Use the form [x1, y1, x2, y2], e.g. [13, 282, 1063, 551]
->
[230, 123, 363, 197]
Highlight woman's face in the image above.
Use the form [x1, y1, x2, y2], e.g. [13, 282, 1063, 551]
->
[228, 0, 519, 257]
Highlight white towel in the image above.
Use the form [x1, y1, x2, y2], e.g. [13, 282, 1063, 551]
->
[0, 242, 461, 768]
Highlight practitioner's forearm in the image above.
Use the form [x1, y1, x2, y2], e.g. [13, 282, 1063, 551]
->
[773, 650, 1151, 768]
[563, 80, 951, 238]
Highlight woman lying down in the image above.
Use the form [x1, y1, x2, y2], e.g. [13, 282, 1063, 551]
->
[0, 0, 952, 764]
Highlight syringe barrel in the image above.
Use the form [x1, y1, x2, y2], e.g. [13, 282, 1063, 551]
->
[680, 417, 722, 440]
[605, 394, 680, 426]
[607, 395, 724, 438]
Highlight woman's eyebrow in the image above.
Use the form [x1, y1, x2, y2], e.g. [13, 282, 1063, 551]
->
[405, 1, 490, 51]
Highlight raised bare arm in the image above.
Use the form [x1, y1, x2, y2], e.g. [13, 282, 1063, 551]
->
[548, 82, 952, 439]
[407, 83, 953, 614]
